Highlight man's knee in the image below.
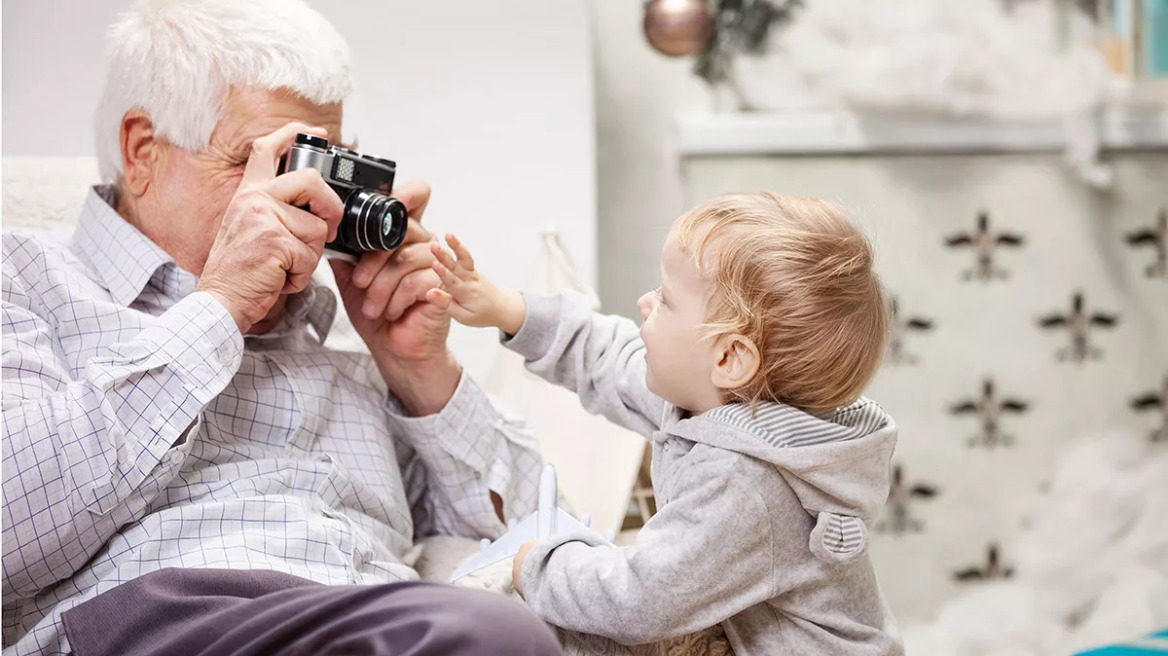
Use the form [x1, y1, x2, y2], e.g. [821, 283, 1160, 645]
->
[375, 582, 562, 656]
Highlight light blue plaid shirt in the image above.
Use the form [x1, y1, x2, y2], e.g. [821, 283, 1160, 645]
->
[1, 186, 543, 655]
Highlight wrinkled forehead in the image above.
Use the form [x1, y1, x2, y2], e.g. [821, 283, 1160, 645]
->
[212, 86, 345, 148]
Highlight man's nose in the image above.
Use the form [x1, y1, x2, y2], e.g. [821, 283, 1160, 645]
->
[636, 292, 653, 319]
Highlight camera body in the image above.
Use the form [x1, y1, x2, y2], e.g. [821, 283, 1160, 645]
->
[281, 133, 408, 260]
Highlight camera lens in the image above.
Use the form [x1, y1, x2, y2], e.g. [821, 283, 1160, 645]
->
[337, 189, 408, 252]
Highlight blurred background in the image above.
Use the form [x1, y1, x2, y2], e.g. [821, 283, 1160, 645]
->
[3, 1, 1167, 654]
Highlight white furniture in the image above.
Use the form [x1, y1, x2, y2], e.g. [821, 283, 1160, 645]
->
[675, 108, 1168, 156]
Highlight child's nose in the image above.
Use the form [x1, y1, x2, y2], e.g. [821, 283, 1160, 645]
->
[636, 292, 653, 319]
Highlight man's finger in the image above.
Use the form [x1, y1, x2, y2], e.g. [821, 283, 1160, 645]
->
[352, 250, 392, 289]
[391, 179, 431, 222]
[281, 239, 322, 294]
[329, 259, 369, 322]
[329, 259, 355, 291]
[400, 218, 430, 247]
[426, 289, 473, 325]
[385, 268, 441, 322]
[360, 261, 402, 319]
[388, 241, 433, 272]
[276, 204, 331, 254]
[283, 271, 314, 295]
[244, 122, 328, 185]
[426, 288, 453, 310]
[286, 237, 322, 276]
[266, 169, 343, 240]
[354, 238, 432, 289]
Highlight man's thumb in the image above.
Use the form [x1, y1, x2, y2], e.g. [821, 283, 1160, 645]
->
[417, 298, 449, 322]
[329, 259, 354, 291]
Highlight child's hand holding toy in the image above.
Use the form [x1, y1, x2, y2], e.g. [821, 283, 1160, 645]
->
[512, 540, 536, 598]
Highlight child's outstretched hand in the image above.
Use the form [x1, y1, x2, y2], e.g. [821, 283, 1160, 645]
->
[426, 234, 526, 335]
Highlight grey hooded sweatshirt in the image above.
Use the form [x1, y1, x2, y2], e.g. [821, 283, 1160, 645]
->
[507, 291, 903, 656]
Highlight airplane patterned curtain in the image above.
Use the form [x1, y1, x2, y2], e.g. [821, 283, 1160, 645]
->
[866, 194, 1167, 619]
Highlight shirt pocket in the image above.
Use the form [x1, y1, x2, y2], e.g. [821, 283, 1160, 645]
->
[71, 411, 198, 517]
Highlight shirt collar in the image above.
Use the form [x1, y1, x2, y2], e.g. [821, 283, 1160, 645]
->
[72, 185, 179, 306]
[302, 282, 337, 344]
[253, 278, 338, 345]
[71, 185, 336, 343]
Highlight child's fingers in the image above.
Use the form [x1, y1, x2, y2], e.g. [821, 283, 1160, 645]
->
[429, 241, 461, 274]
[431, 259, 463, 292]
[445, 233, 476, 273]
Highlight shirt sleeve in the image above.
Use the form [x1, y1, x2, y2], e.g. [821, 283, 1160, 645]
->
[502, 291, 666, 437]
[517, 454, 777, 645]
[389, 373, 543, 540]
[2, 275, 243, 602]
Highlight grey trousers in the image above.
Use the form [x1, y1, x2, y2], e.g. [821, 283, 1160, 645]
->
[61, 568, 563, 656]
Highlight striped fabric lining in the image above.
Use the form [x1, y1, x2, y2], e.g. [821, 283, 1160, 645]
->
[703, 398, 887, 448]
[824, 514, 865, 555]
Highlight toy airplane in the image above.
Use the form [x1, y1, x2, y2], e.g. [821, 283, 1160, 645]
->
[450, 464, 613, 583]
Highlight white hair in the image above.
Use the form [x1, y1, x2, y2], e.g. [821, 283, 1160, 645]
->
[94, 0, 354, 183]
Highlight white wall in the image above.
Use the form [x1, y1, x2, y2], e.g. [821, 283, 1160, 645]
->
[1, 0, 596, 381]
[591, 0, 710, 318]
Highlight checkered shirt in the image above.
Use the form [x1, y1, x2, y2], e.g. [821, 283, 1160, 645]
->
[1, 186, 543, 655]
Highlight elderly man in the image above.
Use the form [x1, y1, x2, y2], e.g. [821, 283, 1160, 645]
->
[1, 1, 560, 655]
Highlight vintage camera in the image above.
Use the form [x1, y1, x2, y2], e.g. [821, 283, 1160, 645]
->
[280, 133, 408, 260]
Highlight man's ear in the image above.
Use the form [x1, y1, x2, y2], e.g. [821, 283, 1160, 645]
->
[710, 334, 761, 391]
[119, 109, 160, 197]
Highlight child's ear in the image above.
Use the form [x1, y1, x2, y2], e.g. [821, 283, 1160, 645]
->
[711, 334, 761, 391]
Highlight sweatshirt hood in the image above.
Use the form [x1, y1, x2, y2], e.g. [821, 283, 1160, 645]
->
[667, 398, 897, 523]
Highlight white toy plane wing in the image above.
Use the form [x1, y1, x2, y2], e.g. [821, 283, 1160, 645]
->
[450, 464, 612, 583]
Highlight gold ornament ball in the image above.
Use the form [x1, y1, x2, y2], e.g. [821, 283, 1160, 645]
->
[643, 0, 713, 58]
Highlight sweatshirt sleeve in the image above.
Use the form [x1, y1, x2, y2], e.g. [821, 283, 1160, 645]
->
[502, 291, 665, 437]
[517, 453, 776, 645]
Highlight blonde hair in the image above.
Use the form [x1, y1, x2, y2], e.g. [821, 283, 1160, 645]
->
[675, 192, 888, 413]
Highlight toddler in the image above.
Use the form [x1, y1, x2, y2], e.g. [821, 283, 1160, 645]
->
[427, 192, 902, 655]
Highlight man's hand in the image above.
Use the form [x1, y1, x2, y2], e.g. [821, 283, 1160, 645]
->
[197, 123, 343, 333]
[512, 540, 537, 599]
[427, 234, 526, 335]
[330, 180, 459, 416]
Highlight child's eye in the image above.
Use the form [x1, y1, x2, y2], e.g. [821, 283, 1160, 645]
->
[654, 286, 666, 306]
